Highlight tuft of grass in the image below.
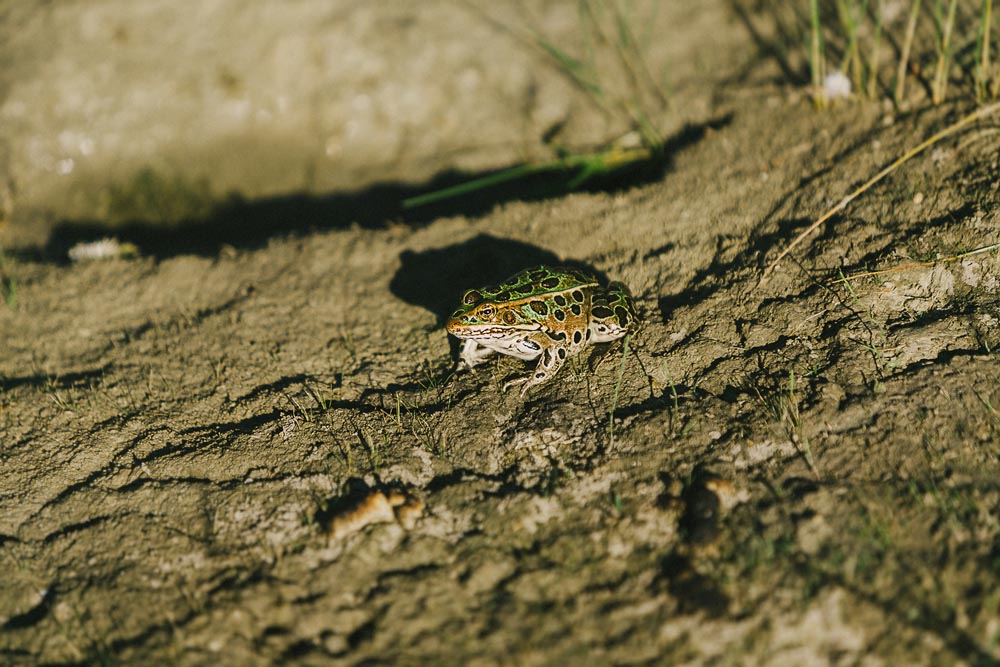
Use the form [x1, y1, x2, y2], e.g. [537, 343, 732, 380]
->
[834, 268, 901, 389]
[972, 388, 1000, 430]
[781, 370, 820, 479]
[806, 0, 887, 103]
[809, 0, 826, 107]
[406, 0, 670, 208]
[660, 360, 688, 438]
[834, 0, 865, 96]
[355, 426, 385, 477]
[751, 0, 999, 106]
[977, 0, 996, 101]
[283, 390, 311, 423]
[753, 371, 820, 478]
[782, 371, 820, 479]
[379, 391, 441, 454]
[331, 432, 356, 474]
[931, 0, 960, 104]
[609, 487, 624, 515]
[895, 0, 924, 104]
[866, 0, 886, 99]
[302, 380, 333, 413]
[761, 101, 1000, 282]
[543, 0, 667, 147]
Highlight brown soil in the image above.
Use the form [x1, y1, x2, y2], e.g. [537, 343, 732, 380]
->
[2, 2, 999, 665]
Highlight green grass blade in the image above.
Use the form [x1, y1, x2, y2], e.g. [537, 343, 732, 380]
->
[403, 145, 656, 209]
[534, 35, 606, 101]
[402, 163, 546, 208]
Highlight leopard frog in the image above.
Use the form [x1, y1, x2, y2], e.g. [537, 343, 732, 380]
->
[446, 265, 640, 396]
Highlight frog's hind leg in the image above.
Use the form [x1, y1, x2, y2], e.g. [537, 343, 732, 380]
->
[589, 282, 640, 343]
[503, 345, 568, 397]
[586, 280, 640, 373]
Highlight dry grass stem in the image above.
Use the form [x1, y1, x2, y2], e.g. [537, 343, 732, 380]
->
[830, 243, 1000, 284]
[894, 0, 922, 104]
[760, 100, 1000, 284]
[931, 0, 959, 105]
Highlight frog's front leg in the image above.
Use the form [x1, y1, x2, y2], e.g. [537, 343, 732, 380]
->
[503, 344, 568, 397]
[458, 339, 497, 369]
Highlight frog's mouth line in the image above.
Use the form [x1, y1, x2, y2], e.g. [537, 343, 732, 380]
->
[446, 323, 541, 337]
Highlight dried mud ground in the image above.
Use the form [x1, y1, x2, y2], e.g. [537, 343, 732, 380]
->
[2, 2, 1000, 666]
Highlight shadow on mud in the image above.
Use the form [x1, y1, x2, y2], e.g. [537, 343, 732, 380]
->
[40, 116, 731, 262]
[0, 365, 110, 392]
[392, 235, 560, 323]
[389, 234, 620, 324]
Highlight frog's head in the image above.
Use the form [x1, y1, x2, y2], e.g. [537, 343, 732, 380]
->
[446, 289, 527, 336]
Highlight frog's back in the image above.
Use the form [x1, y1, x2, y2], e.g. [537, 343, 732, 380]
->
[454, 265, 597, 315]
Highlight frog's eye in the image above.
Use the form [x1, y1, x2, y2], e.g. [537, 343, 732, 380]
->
[479, 304, 495, 318]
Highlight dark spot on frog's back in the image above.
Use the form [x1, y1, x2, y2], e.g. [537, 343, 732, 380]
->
[541, 277, 560, 289]
[570, 304, 581, 316]
[553, 309, 566, 322]
[571, 290, 584, 303]
[572, 330, 582, 344]
[591, 305, 614, 319]
[529, 300, 548, 315]
[615, 306, 631, 323]
[462, 290, 483, 306]
[553, 294, 566, 307]
[530, 270, 547, 282]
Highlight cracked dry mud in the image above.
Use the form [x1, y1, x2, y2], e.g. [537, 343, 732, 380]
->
[2, 1, 1000, 665]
